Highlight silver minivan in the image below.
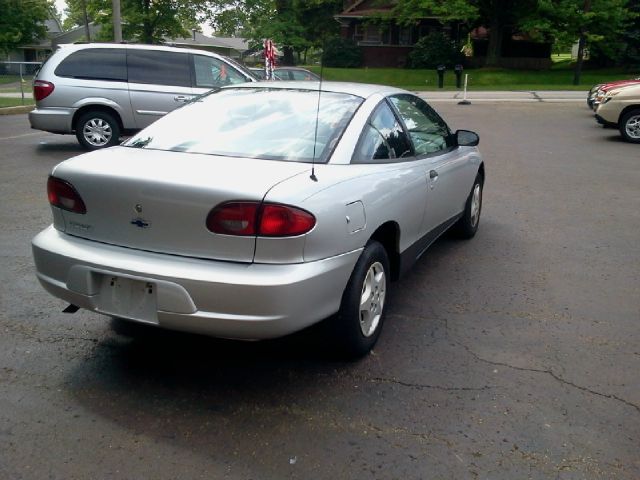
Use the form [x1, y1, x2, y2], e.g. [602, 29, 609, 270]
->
[29, 43, 256, 149]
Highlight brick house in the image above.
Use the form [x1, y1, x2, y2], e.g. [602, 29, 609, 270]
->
[335, 0, 460, 68]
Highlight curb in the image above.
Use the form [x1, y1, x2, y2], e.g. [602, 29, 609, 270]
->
[0, 105, 35, 116]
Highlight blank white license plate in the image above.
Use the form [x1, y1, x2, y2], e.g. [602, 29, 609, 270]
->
[95, 275, 158, 324]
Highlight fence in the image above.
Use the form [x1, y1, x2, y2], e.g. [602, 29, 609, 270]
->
[0, 61, 43, 105]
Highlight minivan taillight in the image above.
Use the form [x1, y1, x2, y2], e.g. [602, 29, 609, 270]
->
[206, 201, 315, 237]
[47, 176, 86, 214]
[33, 80, 55, 101]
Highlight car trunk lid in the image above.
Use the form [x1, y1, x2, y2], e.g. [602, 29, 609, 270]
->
[52, 146, 311, 262]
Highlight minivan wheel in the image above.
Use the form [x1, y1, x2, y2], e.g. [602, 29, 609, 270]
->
[327, 241, 389, 359]
[75, 111, 121, 149]
[619, 109, 640, 143]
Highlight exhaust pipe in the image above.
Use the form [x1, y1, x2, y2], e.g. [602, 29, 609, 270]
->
[62, 304, 80, 314]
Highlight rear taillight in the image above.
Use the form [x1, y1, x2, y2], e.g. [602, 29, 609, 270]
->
[33, 80, 54, 101]
[206, 201, 315, 237]
[47, 176, 86, 214]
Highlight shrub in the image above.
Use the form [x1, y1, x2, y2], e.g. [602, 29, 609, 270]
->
[322, 37, 362, 68]
[409, 32, 463, 69]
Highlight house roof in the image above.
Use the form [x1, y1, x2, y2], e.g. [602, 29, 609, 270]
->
[164, 31, 249, 53]
[336, 0, 395, 18]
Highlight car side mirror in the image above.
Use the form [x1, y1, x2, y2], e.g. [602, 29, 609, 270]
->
[456, 129, 480, 147]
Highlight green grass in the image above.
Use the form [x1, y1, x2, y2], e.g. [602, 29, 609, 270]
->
[0, 75, 24, 85]
[0, 97, 34, 108]
[307, 65, 638, 91]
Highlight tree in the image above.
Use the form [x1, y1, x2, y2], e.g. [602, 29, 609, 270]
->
[520, 0, 635, 83]
[394, 0, 538, 67]
[0, 0, 54, 54]
[63, 0, 207, 44]
[206, 0, 342, 65]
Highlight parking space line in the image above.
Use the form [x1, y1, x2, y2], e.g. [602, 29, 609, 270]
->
[0, 132, 47, 141]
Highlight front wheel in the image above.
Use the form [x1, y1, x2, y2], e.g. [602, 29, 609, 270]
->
[75, 111, 121, 150]
[619, 109, 640, 143]
[452, 174, 483, 239]
[328, 241, 390, 359]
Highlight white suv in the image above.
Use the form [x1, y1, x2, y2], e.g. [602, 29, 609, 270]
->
[29, 43, 256, 149]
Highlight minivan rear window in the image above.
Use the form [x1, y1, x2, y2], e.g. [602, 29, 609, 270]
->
[55, 48, 127, 81]
[127, 50, 191, 87]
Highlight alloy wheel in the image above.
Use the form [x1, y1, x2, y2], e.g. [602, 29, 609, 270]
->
[359, 261, 386, 337]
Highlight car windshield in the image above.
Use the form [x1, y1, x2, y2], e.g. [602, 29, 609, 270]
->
[123, 88, 363, 163]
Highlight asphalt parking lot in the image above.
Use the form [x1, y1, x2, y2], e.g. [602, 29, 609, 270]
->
[1, 102, 638, 480]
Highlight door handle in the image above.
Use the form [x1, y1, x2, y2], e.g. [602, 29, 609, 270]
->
[429, 170, 439, 179]
[174, 95, 192, 103]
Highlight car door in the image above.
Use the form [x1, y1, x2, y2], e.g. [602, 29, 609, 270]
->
[191, 54, 252, 95]
[388, 94, 471, 232]
[127, 49, 194, 129]
[351, 100, 431, 250]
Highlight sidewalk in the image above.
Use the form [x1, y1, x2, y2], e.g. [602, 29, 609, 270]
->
[417, 90, 587, 103]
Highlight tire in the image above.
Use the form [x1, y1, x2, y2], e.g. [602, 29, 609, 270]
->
[452, 174, 483, 239]
[328, 241, 390, 359]
[619, 109, 640, 144]
[75, 111, 121, 150]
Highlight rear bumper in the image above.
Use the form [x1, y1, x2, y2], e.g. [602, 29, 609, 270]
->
[32, 226, 361, 339]
[29, 107, 76, 133]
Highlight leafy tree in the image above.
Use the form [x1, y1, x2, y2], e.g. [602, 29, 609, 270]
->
[394, 0, 538, 67]
[63, 0, 206, 44]
[206, 0, 342, 65]
[520, 0, 636, 83]
[322, 37, 361, 67]
[409, 32, 464, 68]
[0, 0, 54, 54]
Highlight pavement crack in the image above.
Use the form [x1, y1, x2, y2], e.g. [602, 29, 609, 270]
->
[357, 374, 494, 392]
[531, 91, 543, 102]
[458, 342, 640, 414]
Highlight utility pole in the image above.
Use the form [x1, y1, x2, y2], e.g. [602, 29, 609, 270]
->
[81, 0, 91, 42]
[112, 0, 123, 43]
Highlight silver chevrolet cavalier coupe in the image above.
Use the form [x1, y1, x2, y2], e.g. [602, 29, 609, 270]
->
[33, 82, 484, 357]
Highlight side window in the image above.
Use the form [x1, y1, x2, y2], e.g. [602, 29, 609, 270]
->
[127, 50, 190, 87]
[273, 70, 290, 80]
[353, 101, 412, 163]
[389, 95, 452, 155]
[291, 70, 313, 81]
[54, 48, 126, 81]
[193, 55, 247, 88]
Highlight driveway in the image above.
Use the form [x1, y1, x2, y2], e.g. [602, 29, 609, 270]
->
[0, 104, 638, 479]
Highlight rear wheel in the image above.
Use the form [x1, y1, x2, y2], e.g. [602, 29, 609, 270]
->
[328, 241, 389, 359]
[75, 111, 121, 150]
[619, 109, 640, 143]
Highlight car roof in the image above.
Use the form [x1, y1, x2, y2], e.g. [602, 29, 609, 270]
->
[228, 81, 408, 99]
[57, 42, 226, 58]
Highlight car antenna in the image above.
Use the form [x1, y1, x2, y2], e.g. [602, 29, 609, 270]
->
[310, 46, 325, 183]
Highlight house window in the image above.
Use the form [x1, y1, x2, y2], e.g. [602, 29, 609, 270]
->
[355, 24, 390, 45]
[398, 27, 412, 45]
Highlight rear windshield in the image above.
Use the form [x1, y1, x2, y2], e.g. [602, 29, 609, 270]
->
[123, 88, 363, 163]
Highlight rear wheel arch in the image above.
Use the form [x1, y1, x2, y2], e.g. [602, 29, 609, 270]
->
[72, 104, 124, 133]
[369, 221, 401, 281]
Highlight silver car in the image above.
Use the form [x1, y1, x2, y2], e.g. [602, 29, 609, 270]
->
[29, 43, 256, 149]
[32, 82, 484, 357]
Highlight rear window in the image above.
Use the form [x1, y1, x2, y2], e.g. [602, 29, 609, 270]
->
[127, 50, 191, 87]
[123, 88, 363, 163]
[55, 48, 126, 81]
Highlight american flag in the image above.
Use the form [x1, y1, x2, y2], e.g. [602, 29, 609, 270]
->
[264, 39, 276, 80]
